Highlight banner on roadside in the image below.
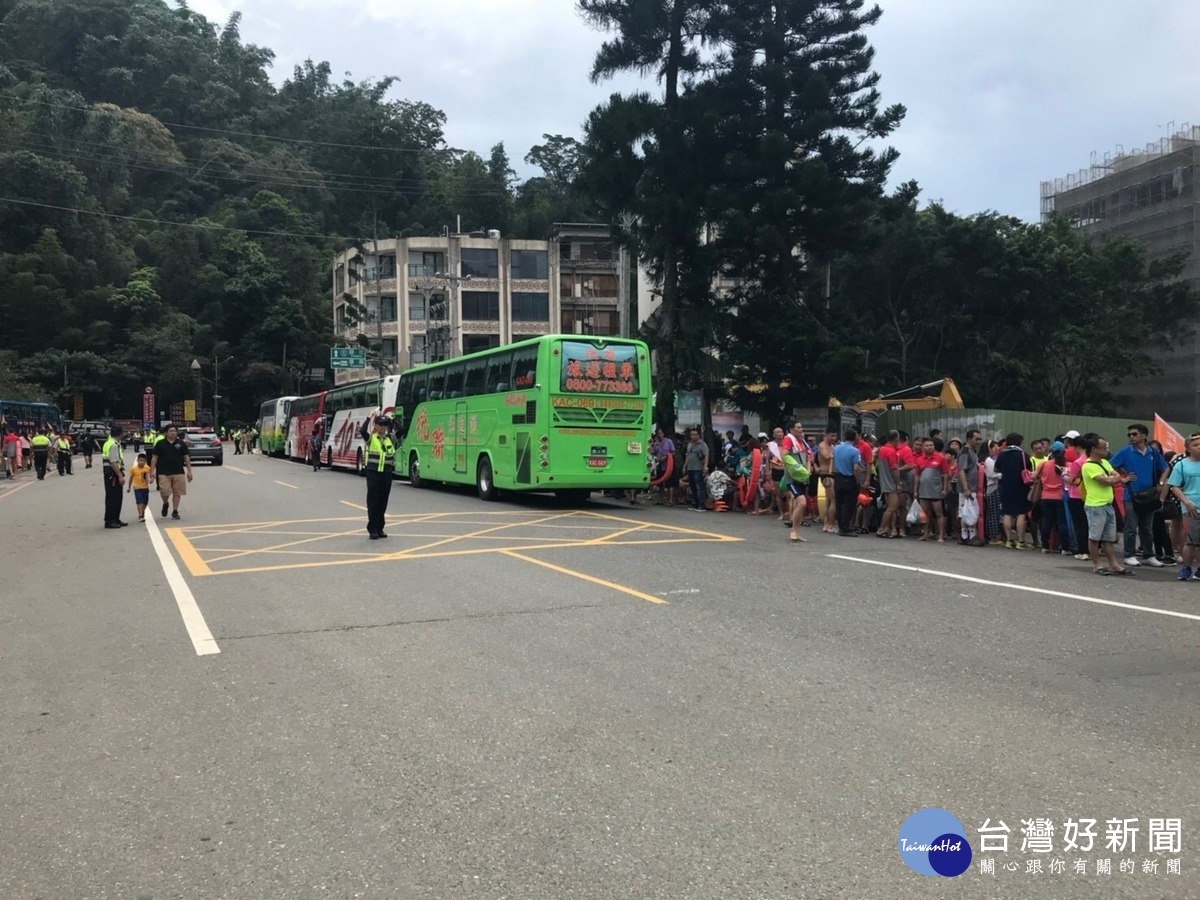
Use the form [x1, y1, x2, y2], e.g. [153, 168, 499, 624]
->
[1154, 413, 1185, 457]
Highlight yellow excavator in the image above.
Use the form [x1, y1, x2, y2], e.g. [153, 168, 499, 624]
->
[844, 378, 965, 413]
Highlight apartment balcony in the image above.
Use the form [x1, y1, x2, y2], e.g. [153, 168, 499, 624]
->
[337, 320, 399, 338]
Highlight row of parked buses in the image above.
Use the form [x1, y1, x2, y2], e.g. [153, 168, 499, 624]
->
[256, 334, 654, 501]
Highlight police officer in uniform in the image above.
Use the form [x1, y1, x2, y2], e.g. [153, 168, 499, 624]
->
[55, 432, 73, 475]
[30, 428, 51, 480]
[359, 414, 396, 539]
[102, 424, 128, 528]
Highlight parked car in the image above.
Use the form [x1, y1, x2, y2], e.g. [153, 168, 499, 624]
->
[181, 427, 224, 466]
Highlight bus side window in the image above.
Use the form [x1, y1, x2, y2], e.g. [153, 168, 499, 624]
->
[445, 362, 465, 399]
[367, 382, 380, 408]
[510, 345, 538, 390]
[464, 358, 487, 397]
[485, 351, 513, 393]
[428, 369, 444, 401]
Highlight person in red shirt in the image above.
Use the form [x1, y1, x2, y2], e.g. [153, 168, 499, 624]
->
[897, 431, 917, 531]
[875, 431, 903, 538]
[914, 437, 951, 542]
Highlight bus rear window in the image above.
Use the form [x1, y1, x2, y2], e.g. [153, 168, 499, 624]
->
[559, 341, 639, 395]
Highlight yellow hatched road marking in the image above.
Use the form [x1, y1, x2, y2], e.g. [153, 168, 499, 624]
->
[165, 526, 213, 577]
[500, 550, 667, 605]
[275, 480, 299, 489]
[340, 500, 368, 510]
[225, 465, 255, 475]
[383, 511, 571, 559]
[165, 510, 741, 579]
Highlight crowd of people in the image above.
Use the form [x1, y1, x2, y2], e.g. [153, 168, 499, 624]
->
[647, 421, 1200, 580]
[1, 425, 102, 480]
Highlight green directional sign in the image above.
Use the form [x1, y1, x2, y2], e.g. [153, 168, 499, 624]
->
[330, 347, 367, 369]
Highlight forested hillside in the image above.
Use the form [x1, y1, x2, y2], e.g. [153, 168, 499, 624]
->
[0, 0, 586, 419]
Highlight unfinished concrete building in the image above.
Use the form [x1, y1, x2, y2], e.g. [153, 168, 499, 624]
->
[1040, 125, 1200, 422]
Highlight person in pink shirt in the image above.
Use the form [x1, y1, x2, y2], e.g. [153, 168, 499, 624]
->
[1035, 441, 1070, 553]
[2, 427, 19, 479]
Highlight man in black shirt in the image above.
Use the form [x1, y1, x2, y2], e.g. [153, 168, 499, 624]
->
[148, 423, 193, 520]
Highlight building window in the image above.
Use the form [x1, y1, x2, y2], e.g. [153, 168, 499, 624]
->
[408, 293, 425, 321]
[511, 291, 549, 322]
[511, 249, 548, 280]
[461, 290, 500, 321]
[561, 308, 620, 336]
[579, 241, 614, 261]
[409, 335, 428, 365]
[365, 255, 396, 280]
[461, 248, 499, 279]
[463, 335, 501, 354]
[381, 338, 398, 362]
[380, 295, 397, 322]
[408, 251, 445, 278]
[335, 264, 345, 294]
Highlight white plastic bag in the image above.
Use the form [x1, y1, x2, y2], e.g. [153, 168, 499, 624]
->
[959, 496, 979, 527]
[906, 501, 920, 526]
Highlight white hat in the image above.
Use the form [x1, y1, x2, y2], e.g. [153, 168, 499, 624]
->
[1063, 429, 1080, 439]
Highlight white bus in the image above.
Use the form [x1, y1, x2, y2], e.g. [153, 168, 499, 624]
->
[322, 375, 401, 473]
[257, 396, 298, 457]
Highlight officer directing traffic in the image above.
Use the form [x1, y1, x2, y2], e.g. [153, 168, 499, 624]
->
[102, 424, 128, 529]
[359, 414, 396, 539]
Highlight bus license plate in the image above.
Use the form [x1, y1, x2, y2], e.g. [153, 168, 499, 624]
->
[587, 457, 608, 468]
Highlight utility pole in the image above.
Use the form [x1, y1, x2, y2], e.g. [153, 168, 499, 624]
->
[430, 272, 471, 361]
[212, 355, 233, 433]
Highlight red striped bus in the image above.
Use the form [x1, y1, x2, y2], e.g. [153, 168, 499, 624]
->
[284, 390, 327, 463]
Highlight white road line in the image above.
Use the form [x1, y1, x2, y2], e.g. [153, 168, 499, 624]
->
[146, 516, 221, 655]
[826, 554, 1200, 623]
[275, 480, 299, 489]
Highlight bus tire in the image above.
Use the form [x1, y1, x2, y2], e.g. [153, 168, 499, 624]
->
[476, 457, 497, 502]
[326, 448, 333, 468]
[409, 452, 424, 488]
[355, 449, 365, 477]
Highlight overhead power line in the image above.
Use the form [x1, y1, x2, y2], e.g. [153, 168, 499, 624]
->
[1, 92, 460, 155]
[0, 195, 348, 241]
[0, 133, 517, 198]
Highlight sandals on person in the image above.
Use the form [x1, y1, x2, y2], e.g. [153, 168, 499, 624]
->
[1093, 568, 1111, 576]
[1093, 567, 1134, 576]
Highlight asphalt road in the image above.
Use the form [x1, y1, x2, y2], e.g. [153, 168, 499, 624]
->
[2, 453, 1198, 899]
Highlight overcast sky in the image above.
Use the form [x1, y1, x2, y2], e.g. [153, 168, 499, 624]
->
[187, 0, 1200, 222]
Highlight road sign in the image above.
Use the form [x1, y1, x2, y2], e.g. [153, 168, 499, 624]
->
[183, 400, 196, 422]
[330, 347, 367, 369]
[142, 387, 154, 427]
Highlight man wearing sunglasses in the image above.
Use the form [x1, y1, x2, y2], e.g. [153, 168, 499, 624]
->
[1109, 423, 1169, 567]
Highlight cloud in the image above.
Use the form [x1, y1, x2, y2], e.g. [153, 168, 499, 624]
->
[182, 0, 1200, 221]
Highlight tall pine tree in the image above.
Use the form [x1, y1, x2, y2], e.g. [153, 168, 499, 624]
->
[578, 0, 719, 431]
[703, 0, 905, 413]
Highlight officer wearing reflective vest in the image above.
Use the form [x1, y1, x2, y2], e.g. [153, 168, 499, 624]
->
[359, 414, 396, 539]
[55, 433, 73, 475]
[102, 424, 127, 528]
[30, 428, 51, 480]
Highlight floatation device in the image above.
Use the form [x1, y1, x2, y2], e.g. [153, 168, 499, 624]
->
[736, 448, 763, 510]
[650, 451, 675, 486]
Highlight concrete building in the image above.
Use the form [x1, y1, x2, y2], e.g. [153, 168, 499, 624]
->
[331, 233, 558, 385]
[1041, 125, 1200, 421]
[550, 223, 630, 338]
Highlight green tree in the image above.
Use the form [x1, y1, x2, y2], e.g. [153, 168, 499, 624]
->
[702, 0, 904, 411]
[579, 0, 720, 431]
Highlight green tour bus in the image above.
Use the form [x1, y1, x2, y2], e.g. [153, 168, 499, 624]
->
[395, 334, 652, 501]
